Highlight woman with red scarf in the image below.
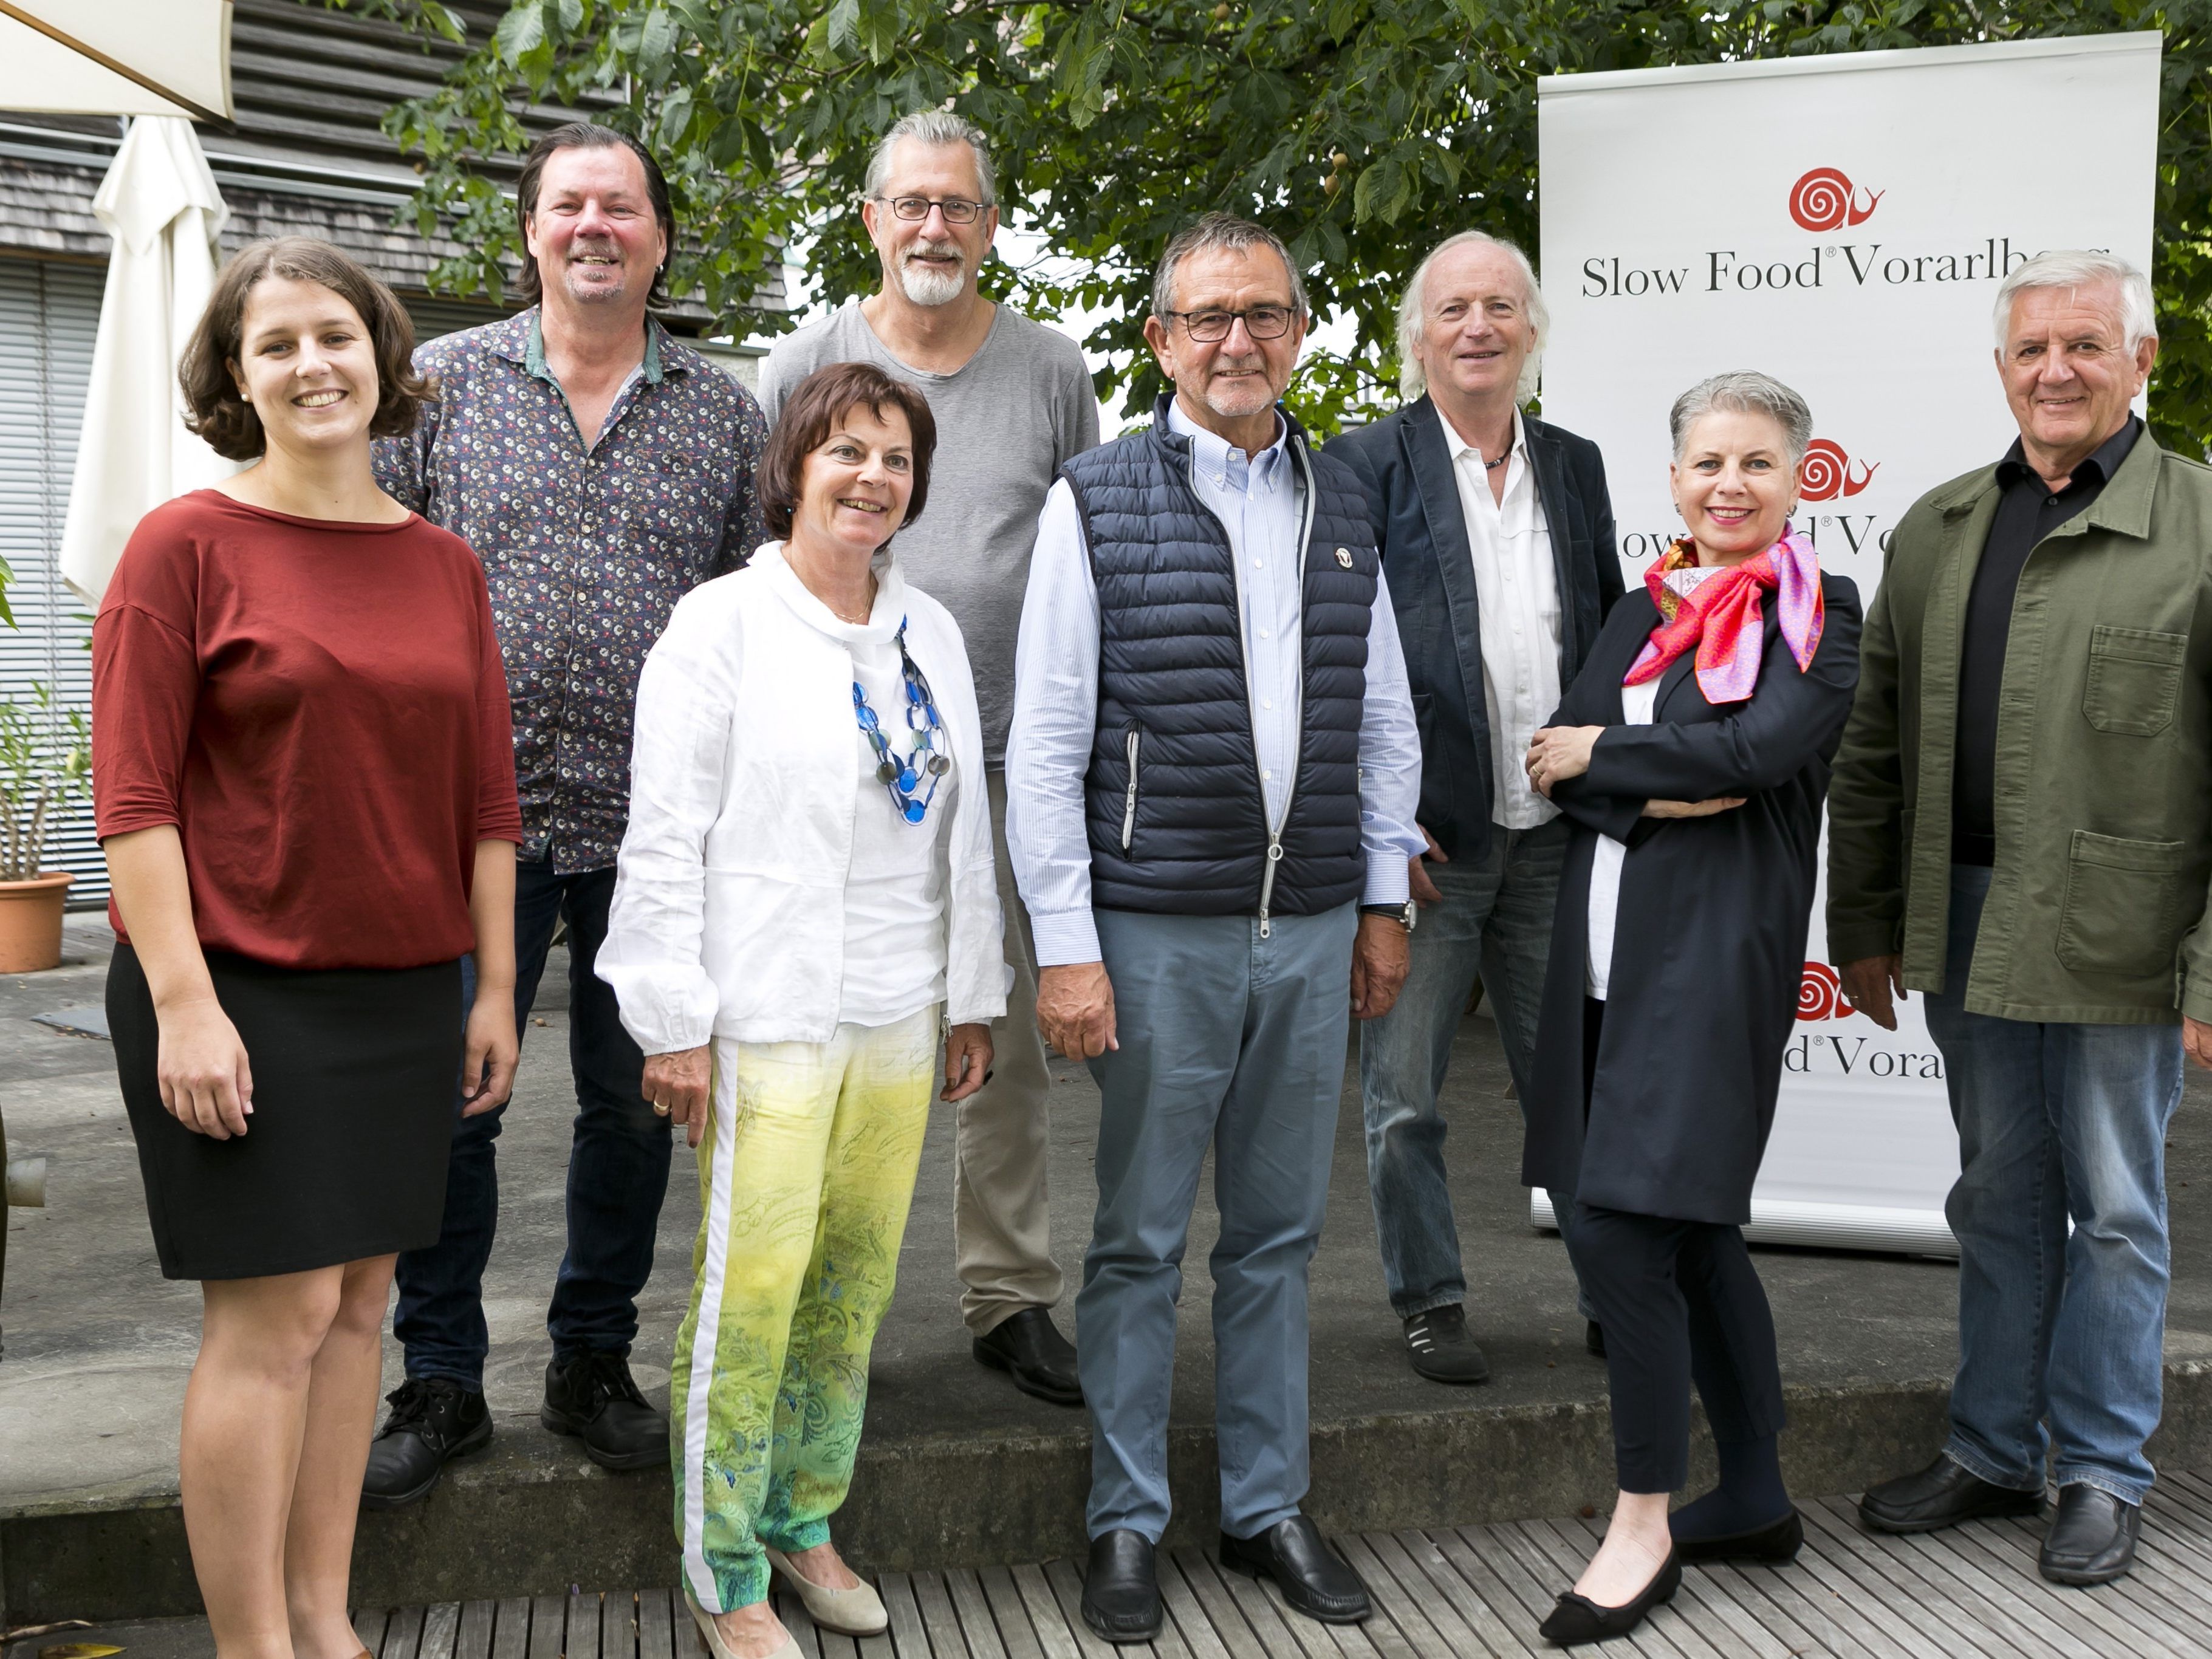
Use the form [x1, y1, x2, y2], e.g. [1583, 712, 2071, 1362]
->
[1518, 372, 1862, 1646]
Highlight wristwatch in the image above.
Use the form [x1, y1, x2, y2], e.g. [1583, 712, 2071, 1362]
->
[1360, 901, 1417, 932]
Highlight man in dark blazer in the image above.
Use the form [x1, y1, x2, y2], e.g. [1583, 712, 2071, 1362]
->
[1326, 230, 1621, 1384]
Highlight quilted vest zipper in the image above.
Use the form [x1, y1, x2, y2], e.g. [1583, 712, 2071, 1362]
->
[1121, 727, 1141, 852]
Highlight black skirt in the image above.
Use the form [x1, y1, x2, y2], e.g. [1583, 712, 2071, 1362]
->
[108, 942, 462, 1281]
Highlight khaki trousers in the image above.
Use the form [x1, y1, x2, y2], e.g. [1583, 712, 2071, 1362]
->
[955, 768, 1065, 1333]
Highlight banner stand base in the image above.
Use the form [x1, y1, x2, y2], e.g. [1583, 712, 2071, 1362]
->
[1530, 1191, 1958, 1259]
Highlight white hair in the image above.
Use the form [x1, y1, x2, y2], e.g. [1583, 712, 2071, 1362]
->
[1991, 250, 2156, 352]
[1149, 213, 1309, 321]
[1395, 230, 1548, 405]
[865, 110, 996, 207]
[1669, 372, 1815, 467]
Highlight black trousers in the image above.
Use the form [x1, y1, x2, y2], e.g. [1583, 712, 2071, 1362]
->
[1568, 1001, 1786, 1493]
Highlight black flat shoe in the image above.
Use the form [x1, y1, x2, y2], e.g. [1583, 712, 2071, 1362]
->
[1403, 1305, 1490, 1386]
[1219, 1514, 1371, 1624]
[2038, 1485, 2140, 1585]
[973, 1306, 1084, 1406]
[1857, 1453, 2043, 1534]
[1080, 1530, 1161, 1644]
[1537, 1550, 1680, 1647]
[541, 1351, 668, 1471]
[1673, 1508, 1803, 1564]
[360, 1377, 492, 1510]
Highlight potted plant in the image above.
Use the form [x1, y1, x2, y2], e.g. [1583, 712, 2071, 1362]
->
[0, 681, 91, 973]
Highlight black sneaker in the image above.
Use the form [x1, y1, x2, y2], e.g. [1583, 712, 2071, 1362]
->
[1403, 1304, 1491, 1385]
[541, 1350, 669, 1471]
[360, 1377, 492, 1510]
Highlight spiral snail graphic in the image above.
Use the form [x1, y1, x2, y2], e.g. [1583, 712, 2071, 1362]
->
[1800, 439, 1848, 502]
[1789, 168, 1853, 231]
[1788, 167, 1882, 232]
[1798, 960, 1845, 1022]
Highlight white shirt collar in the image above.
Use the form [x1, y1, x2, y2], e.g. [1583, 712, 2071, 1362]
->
[1168, 396, 1290, 493]
[1434, 400, 1525, 467]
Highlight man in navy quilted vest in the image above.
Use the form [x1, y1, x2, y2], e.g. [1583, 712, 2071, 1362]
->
[1006, 213, 1424, 1644]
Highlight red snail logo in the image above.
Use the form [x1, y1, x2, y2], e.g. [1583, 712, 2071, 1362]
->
[1796, 961, 1862, 1022]
[1788, 166, 1884, 232]
[1799, 439, 1880, 503]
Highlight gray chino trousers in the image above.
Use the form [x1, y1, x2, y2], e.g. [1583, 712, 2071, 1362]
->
[1077, 901, 1359, 1542]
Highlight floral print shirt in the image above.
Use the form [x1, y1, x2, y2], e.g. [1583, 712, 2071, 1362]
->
[375, 308, 769, 872]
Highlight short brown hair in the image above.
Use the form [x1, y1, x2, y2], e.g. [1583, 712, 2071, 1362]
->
[179, 238, 431, 461]
[760, 362, 937, 541]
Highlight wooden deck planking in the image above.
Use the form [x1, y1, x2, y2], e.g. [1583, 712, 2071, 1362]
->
[352, 1470, 2212, 1659]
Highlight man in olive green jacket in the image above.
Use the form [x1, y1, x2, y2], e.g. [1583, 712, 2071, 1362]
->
[1828, 250, 2212, 1590]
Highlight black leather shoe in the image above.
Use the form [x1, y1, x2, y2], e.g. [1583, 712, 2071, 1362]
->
[2038, 1485, 2140, 1585]
[1080, 1530, 1161, 1644]
[973, 1306, 1083, 1406]
[1673, 1508, 1803, 1564]
[1219, 1514, 1371, 1624]
[360, 1377, 491, 1509]
[1403, 1305, 1490, 1385]
[1537, 1550, 1680, 1647]
[1858, 1454, 2043, 1534]
[540, 1351, 668, 1470]
[1585, 1321, 1606, 1358]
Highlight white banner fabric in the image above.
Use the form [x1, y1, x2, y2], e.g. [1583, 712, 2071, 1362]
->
[1532, 32, 2162, 1255]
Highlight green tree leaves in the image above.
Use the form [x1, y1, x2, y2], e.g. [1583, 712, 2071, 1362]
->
[337, 0, 2212, 449]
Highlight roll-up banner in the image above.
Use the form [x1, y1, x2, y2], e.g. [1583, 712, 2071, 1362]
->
[1532, 32, 2162, 1256]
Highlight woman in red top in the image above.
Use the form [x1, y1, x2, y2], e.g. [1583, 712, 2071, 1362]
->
[93, 237, 522, 1659]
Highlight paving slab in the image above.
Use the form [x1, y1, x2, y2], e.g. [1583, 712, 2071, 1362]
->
[5, 920, 2212, 1623]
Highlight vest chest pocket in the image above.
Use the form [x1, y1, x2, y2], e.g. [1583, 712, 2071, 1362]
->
[2083, 625, 2187, 737]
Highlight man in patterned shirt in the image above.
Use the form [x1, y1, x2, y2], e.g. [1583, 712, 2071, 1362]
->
[366, 121, 768, 1503]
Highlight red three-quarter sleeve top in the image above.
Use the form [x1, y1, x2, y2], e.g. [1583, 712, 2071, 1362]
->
[92, 490, 524, 971]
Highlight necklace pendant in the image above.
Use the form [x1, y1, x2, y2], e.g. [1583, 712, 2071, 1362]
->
[875, 759, 899, 785]
[927, 753, 951, 777]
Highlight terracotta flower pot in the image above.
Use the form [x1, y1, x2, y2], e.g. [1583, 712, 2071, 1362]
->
[0, 871, 74, 973]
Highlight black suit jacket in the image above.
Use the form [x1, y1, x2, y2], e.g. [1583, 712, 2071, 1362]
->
[1326, 397, 1624, 863]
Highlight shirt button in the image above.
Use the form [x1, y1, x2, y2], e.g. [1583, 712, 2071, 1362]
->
[1263, 769, 1273, 779]
[1253, 559, 1263, 569]
[1260, 628, 1271, 639]
[1263, 699, 1273, 710]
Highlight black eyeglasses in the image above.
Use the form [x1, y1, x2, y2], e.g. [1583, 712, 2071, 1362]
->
[874, 194, 990, 224]
[1163, 306, 1298, 343]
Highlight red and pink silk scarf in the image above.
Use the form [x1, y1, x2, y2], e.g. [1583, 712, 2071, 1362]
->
[1623, 529, 1824, 702]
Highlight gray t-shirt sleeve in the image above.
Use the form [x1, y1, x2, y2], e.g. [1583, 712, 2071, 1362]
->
[1056, 354, 1101, 466]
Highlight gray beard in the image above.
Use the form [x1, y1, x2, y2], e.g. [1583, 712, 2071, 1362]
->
[897, 259, 965, 307]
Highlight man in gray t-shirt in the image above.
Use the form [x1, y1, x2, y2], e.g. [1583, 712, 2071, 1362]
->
[759, 111, 1098, 1407]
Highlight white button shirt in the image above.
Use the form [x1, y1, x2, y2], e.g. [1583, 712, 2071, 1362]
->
[1438, 402, 1563, 830]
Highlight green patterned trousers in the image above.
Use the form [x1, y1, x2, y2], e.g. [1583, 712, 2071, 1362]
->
[671, 1006, 938, 1612]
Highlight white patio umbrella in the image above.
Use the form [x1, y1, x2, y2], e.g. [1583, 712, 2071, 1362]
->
[0, 1, 232, 123]
[56, 115, 236, 606]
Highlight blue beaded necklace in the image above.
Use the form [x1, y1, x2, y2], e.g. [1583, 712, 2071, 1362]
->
[852, 617, 950, 824]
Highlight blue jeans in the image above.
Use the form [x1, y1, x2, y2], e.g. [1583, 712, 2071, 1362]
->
[1925, 864, 2183, 1505]
[392, 860, 669, 1390]
[1358, 817, 1581, 1316]
[1078, 902, 1358, 1542]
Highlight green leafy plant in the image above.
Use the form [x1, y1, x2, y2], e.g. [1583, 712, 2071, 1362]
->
[0, 683, 91, 883]
[330, 0, 2212, 447]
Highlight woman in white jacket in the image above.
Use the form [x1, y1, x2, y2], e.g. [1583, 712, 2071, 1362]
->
[598, 362, 1005, 1659]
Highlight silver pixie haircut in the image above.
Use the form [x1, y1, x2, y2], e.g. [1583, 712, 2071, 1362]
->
[1669, 372, 1816, 467]
[1991, 249, 2156, 352]
[1395, 230, 1549, 405]
[1150, 213, 1309, 322]
[865, 110, 996, 207]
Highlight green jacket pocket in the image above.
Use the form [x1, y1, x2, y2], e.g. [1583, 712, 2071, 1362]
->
[2056, 830, 2188, 976]
[2083, 626, 2187, 737]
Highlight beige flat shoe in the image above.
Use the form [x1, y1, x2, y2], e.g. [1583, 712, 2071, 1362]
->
[764, 1545, 889, 1637]
[682, 1584, 799, 1659]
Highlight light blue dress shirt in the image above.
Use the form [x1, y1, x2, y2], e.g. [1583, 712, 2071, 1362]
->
[1005, 401, 1424, 967]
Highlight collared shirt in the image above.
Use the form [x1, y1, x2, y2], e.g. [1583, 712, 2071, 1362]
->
[1953, 414, 2143, 865]
[374, 307, 769, 873]
[1436, 402, 1562, 829]
[1005, 400, 1425, 966]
